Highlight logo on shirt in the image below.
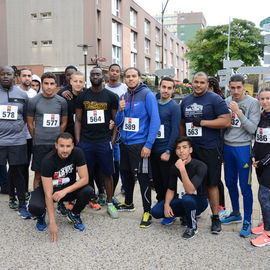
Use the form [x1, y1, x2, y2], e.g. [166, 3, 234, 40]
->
[83, 101, 108, 110]
[53, 164, 74, 179]
[185, 103, 203, 117]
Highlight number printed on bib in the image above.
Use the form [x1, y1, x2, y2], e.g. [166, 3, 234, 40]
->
[123, 117, 139, 132]
[231, 112, 241, 128]
[156, 124, 165, 139]
[87, 110, 105, 124]
[186, 122, 202, 137]
[256, 127, 270, 143]
[0, 105, 18, 120]
[43, 114, 60, 127]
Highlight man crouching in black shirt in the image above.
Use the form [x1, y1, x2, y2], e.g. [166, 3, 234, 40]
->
[27, 132, 94, 242]
[151, 136, 208, 239]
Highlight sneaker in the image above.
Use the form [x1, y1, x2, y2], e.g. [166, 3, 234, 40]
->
[18, 205, 32, 219]
[140, 212, 152, 228]
[240, 220, 251, 238]
[36, 213, 47, 231]
[218, 206, 229, 219]
[9, 198, 18, 210]
[221, 212, 242, 224]
[98, 193, 107, 206]
[116, 201, 135, 212]
[57, 202, 68, 216]
[89, 201, 101, 211]
[251, 223, 264, 235]
[67, 210, 85, 231]
[182, 227, 198, 239]
[211, 216, 222, 234]
[25, 192, 30, 201]
[107, 204, 119, 219]
[112, 196, 121, 207]
[161, 217, 176, 226]
[251, 233, 270, 247]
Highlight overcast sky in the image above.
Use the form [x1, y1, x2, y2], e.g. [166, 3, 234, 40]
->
[134, 0, 269, 28]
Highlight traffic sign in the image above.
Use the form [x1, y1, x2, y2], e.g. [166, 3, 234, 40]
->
[219, 75, 230, 87]
[223, 59, 243, 69]
[155, 68, 175, 77]
[237, 66, 270, 74]
[217, 69, 233, 76]
[265, 34, 270, 45]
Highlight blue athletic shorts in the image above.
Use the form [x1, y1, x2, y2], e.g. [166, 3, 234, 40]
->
[78, 140, 115, 175]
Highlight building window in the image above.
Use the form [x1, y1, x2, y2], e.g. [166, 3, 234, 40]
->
[31, 13, 38, 19]
[130, 9, 137, 27]
[32, 41, 38, 47]
[41, 40, 52, 47]
[145, 58, 150, 73]
[130, 31, 137, 52]
[112, 0, 120, 17]
[156, 61, 160, 70]
[176, 56, 179, 67]
[180, 24, 184, 28]
[176, 43, 179, 55]
[170, 53, 174, 67]
[112, 45, 122, 65]
[144, 19, 150, 35]
[112, 20, 122, 46]
[164, 49, 167, 67]
[145, 39, 150, 55]
[131, 52, 137, 67]
[155, 27, 160, 42]
[170, 38, 173, 50]
[180, 16, 184, 20]
[181, 32, 184, 36]
[40, 12, 52, 19]
[155, 45, 160, 62]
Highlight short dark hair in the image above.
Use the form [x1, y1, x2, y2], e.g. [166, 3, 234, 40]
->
[229, 74, 245, 85]
[109, 63, 121, 71]
[41, 72, 57, 83]
[65, 65, 77, 73]
[259, 87, 270, 95]
[175, 136, 192, 147]
[124, 67, 141, 77]
[56, 132, 74, 143]
[160, 77, 175, 88]
[19, 67, 32, 76]
[193, 71, 208, 82]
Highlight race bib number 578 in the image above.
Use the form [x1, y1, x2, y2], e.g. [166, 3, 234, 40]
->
[0, 105, 18, 120]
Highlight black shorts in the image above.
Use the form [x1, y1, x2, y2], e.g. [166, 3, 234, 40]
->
[120, 143, 150, 174]
[192, 147, 221, 187]
[31, 145, 54, 172]
[0, 144, 28, 166]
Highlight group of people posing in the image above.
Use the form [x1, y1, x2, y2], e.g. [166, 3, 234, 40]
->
[0, 64, 269, 247]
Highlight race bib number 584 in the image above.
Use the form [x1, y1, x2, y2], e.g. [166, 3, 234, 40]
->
[87, 110, 105, 124]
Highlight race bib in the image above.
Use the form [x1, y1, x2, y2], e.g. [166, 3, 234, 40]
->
[186, 122, 202, 137]
[43, 114, 60, 127]
[0, 105, 18, 120]
[255, 127, 270, 143]
[231, 112, 241, 128]
[156, 125, 165, 139]
[123, 117, 139, 132]
[87, 110, 105, 124]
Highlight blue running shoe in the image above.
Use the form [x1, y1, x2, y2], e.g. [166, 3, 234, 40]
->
[221, 212, 242, 224]
[240, 220, 251, 238]
[67, 210, 85, 231]
[161, 217, 176, 226]
[18, 205, 32, 219]
[36, 213, 47, 231]
[98, 193, 107, 206]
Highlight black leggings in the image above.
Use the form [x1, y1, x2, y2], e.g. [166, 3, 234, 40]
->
[27, 184, 94, 216]
[258, 184, 270, 231]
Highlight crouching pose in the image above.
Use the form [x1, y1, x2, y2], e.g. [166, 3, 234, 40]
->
[151, 137, 208, 239]
[27, 132, 94, 242]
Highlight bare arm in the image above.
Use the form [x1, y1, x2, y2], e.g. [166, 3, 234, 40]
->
[41, 177, 59, 242]
[27, 116, 35, 138]
[74, 109, 82, 145]
[180, 119, 186, 137]
[164, 189, 175, 218]
[60, 116, 68, 133]
[200, 114, 231, 129]
[111, 109, 118, 147]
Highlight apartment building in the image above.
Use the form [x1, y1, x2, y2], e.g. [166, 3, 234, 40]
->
[0, 0, 189, 82]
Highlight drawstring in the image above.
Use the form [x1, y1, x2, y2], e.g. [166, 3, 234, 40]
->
[132, 91, 135, 111]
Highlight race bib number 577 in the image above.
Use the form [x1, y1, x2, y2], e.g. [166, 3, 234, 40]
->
[43, 114, 60, 127]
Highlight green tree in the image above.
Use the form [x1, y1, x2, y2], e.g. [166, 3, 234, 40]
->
[186, 19, 264, 76]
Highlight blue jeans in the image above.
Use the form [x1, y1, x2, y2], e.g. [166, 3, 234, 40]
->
[151, 194, 208, 229]
[0, 165, 8, 190]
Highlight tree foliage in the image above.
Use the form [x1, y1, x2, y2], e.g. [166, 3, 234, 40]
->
[185, 19, 264, 76]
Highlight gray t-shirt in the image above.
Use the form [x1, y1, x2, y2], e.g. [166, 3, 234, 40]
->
[27, 93, 67, 145]
[0, 85, 29, 146]
[224, 95, 260, 146]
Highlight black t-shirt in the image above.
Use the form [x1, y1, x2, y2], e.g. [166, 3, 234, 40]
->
[168, 158, 207, 198]
[41, 147, 86, 191]
[76, 88, 118, 142]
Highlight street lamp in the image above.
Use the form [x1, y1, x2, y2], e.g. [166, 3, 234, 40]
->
[77, 44, 93, 86]
[161, 0, 169, 69]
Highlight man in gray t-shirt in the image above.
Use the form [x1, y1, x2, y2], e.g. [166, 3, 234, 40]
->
[27, 72, 67, 190]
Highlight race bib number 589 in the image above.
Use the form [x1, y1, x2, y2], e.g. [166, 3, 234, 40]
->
[123, 117, 139, 132]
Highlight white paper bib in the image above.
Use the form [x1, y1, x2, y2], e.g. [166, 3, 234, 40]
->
[256, 127, 270, 143]
[43, 114, 60, 127]
[0, 105, 18, 120]
[123, 117, 139, 132]
[87, 110, 105, 124]
[186, 122, 202, 137]
[156, 125, 165, 139]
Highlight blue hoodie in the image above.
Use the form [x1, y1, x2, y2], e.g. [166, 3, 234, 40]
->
[115, 83, 160, 149]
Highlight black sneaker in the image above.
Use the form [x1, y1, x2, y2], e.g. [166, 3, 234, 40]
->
[116, 202, 135, 212]
[182, 227, 198, 239]
[57, 202, 68, 216]
[211, 216, 222, 234]
[140, 212, 152, 228]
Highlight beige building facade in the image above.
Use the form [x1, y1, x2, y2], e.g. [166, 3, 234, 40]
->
[0, 0, 190, 82]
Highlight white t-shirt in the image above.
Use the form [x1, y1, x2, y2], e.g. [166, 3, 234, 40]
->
[105, 82, 127, 98]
